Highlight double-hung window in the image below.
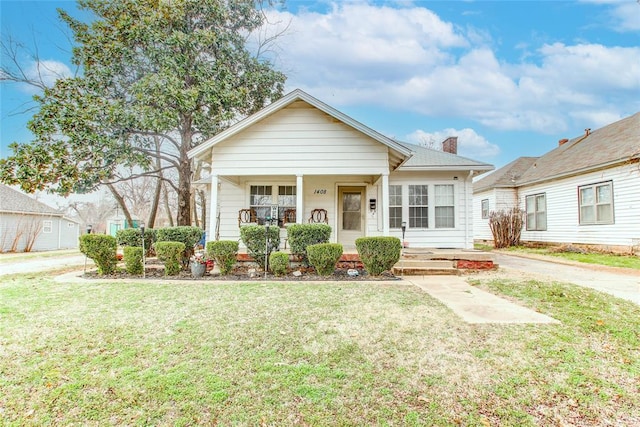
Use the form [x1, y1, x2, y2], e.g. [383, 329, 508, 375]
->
[389, 185, 402, 229]
[434, 184, 455, 228]
[43, 220, 53, 234]
[408, 185, 428, 228]
[481, 199, 489, 219]
[278, 185, 296, 223]
[579, 181, 613, 225]
[525, 193, 546, 231]
[250, 185, 272, 222]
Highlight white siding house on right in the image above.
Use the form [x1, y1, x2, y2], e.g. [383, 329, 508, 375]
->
[474, 112, 640, 252]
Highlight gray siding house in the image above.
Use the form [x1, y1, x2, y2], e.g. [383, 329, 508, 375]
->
[0, 184, 79, 252]
[474, 112, 640, 252]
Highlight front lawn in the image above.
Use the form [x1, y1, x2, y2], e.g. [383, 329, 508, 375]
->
[1, 274, 638, 425]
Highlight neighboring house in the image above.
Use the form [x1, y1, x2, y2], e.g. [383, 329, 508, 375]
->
[0, 184, 80, 252]
[474, 112, 640, 251]
[189, 89, 493, 250]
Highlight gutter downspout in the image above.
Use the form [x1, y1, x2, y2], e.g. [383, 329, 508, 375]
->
[465, 170, 474, 249]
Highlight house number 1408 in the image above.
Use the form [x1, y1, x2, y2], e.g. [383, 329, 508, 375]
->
[313, 189, 327, 194]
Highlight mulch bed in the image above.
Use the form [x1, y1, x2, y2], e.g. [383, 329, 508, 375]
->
[84, 259, 399, 281]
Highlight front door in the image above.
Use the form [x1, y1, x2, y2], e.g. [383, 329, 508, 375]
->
[338, 186, 365, 247]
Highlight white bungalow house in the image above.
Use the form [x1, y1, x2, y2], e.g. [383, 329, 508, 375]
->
[0, 184, 80, 252]
[189, 89, 493, 250]
[474, 112, 640, 252]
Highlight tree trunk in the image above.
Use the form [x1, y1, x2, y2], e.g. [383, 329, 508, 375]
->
[163, 182, 174, 227]
[146, 137, 163, 228]
[176, 119, 193, 226]
[107, 183, 134, 227]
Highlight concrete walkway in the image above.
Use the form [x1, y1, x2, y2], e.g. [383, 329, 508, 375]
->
[407, 276, 559, 324]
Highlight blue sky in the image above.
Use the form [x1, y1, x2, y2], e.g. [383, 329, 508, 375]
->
[2, 0, 639, 171]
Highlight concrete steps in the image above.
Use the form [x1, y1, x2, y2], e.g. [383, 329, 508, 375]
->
[392, 259, 458, 276]
[392, 248, 496, 275]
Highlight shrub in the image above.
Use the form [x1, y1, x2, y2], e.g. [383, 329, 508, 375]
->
[287, 223, 332, 264]
[240, 225, 280, 270]
[79, 234, 118, 275]
[206, 240, 239, 275]
[156, 226, 204, 262]
[355, 237, 401, 276]
[123, 246, 143, 275]
[489, 208, 524, 248]
[307, 243, 343, 276]
[154, 241, 185, 276]
[115, 228, 156, 250]
[269, 251, 289, 276]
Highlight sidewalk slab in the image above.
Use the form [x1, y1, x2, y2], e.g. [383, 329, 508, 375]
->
[407, 276, 559, 324]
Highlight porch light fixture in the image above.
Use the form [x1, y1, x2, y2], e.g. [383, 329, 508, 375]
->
[401, 221, 406, 243]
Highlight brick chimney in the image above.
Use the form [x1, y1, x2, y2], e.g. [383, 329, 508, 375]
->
[442, 136, 458, 154]
[558, 138, 569, 146]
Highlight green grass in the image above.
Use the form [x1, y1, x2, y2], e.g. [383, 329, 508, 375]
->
[0, 249, 82, 263]
[478, 244, 640, 270]
[1, 273, 639, 425]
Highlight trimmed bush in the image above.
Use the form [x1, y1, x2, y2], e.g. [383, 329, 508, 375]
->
[307, 243, 343, 276]
[156, 226, 203, 263]
[115, 228, 156, 251]
[206, 240, 239, 275]
[79, 234, 118, 275]
[269, 251, 289, 276]
[123, 246, 143, 275]
[287, 223, 332, 264]
[240, 225, 280, 270]
[355, 237, 401, 276]
[154, 241, 185, 276]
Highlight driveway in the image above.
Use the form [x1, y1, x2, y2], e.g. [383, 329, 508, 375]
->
[494, 252, 640, 305]
[0, 252, 92, 276]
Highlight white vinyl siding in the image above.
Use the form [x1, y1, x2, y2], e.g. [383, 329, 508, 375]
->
[434, 184, 455, 228]
[525, 193, 546, 231]
[579, 181, 613, 225]
[211, 101, 389, 176]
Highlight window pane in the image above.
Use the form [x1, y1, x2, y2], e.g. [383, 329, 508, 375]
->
[435, 206, 454, 228]
[409, 207, 428, 228]
[389, 185, 402, 205]
[389, 206, 402, 229]
[536, 212, 546, 230]
[580, 187, 594, 206]
[435, 185, 454, 205]
[343, 212, 361, 230]
[596, 184, 611, 203]
[526, 213, 535, 230]
[581, 205, 595, 223]
[536, 195, 545, 211]
[597, 204, 612, 223]
[481, 199, 489, 219]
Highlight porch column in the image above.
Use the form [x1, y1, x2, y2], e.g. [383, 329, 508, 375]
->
[381, 173, 389, 236]
[208, 175, 219, 243]
[296, 174, 304, 223]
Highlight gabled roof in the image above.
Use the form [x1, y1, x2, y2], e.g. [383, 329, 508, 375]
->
[474, 112, 640, 192]
[473, 157, 538, 193]
[0, 184, 63, 216]
[395, 141, 494, 173]
[188, 88, 413, 167]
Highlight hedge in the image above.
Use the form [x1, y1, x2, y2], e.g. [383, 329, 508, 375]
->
[355, 237, 401, 276]
[123, 246, 143, 275]
[206, 240, 239, 275]
[307, 243, 343, 276]
[79, 234, 118, 275]
[269, 251, 289, 276]
[240, 225, 280, 270]
[287, 223, 331, 264]
[154, 241, 185, 276]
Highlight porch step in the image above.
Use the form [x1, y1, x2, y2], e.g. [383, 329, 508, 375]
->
[392, 259, 458, 276]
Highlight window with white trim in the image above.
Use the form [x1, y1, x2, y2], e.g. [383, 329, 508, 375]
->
[408, 185, 428, 228]
[43, 220, 53, 234]
[481, 199, 489, 219]
[278, 185, 296, 222]
[389, 185, 402, 229]
[250, 185, 272, 223]
[525, 193, 546, 231]
[434, 184, 455, 228]
[579, 181, 613, 225]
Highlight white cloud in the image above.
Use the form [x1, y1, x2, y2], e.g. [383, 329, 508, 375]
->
[265, 3, 640, 135]
[21, 60, 72, 93]
[582, 0, 640, 32]
[406, 128, 500, 159]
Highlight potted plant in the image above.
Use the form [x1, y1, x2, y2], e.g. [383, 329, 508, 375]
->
[190, 252, 208, 278]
